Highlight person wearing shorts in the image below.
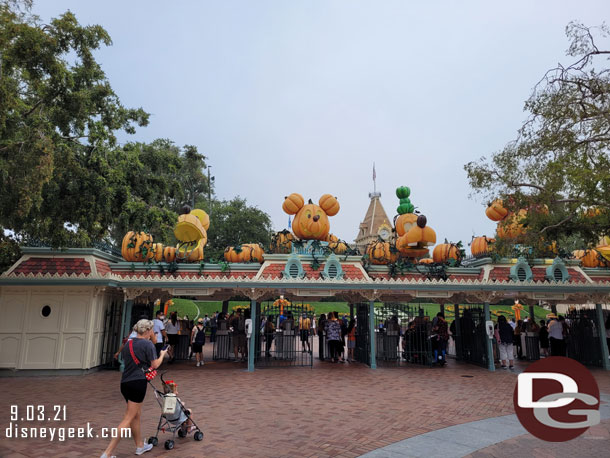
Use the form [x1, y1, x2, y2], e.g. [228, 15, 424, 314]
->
[299, 313, 311, 353]
[101, 319, 167, 458]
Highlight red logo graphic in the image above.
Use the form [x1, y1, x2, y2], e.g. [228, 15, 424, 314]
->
[513, 356, 600, 442]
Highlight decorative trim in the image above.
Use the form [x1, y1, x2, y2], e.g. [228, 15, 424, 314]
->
[545, 258, 570, 283]
[321, 253, 344, 280]
[282, 254, 305, 280]
[509, 257, 533, 282]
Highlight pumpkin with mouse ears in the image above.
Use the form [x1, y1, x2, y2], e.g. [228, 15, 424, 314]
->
[282, 193, 340, 241]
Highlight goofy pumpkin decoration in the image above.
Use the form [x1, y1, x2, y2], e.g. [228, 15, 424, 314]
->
[282, 193, 340, 241]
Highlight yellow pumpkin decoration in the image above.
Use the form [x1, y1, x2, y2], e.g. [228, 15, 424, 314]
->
[366, 240, 398, 265]
[153, 243, 165, 262]
[224, 243, 265, 263]
[496, 209, 527, 239]
[163, 246, 176, 263]
[319, 194, 340, 216]
[419, 258, 434, 264]
[176, 239, 204, 262]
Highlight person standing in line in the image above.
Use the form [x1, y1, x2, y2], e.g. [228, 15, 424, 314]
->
[496, 315, 515, 369]
[165, 312, 180, 362]
[191, 318, 206, 367]
[346, 318, 356, 362]
[538, 319, 550, 357]
[318, 314, 327, 361]
[299, 313, 312, 353]
[210, 312, 218, 343]
[548, 315, 564, 356]
[245, 309, 252, 359]
[432, 313, 449, 366]
[152, 310, 167, 357]
[325, 312, 343, 363]
[264, 315, 275, 357]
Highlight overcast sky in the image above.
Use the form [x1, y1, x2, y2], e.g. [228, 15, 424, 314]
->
[34, 1, 609, 248]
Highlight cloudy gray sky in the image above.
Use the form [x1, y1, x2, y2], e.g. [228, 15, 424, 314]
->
[34, 1, 609, 249]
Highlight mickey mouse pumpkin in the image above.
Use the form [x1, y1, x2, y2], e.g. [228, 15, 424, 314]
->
[282, 193, 340, 241]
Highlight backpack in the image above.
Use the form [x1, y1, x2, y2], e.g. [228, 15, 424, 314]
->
[194, 326, 205, 344]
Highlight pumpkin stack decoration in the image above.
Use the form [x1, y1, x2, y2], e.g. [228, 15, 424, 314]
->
[485, 199, 528, 240]
[270, 229, 294, 254]
[572, 249, 609, 268]
[393, 187, 436, 258]
[282, 193, 340, 241]
[174, 206, 209, 262]
[224, 243, 265, 263]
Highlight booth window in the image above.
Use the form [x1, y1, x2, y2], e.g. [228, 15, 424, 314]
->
[41, 305, 52, 318]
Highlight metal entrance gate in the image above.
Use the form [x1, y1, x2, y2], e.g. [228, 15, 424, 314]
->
[100, 298, 123, 369]
[566, 307, 603, 367]
[354, 303, 370, 366]
[374, 303, 433, 366]
[456, 306, 490, 368]
[255, 302, 313, 367]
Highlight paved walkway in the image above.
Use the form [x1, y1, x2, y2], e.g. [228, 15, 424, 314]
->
[362, 395, 610, 457]
[1, 350, 609, 457]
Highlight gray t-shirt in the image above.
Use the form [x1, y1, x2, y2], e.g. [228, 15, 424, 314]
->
[121, 338, 157, 383]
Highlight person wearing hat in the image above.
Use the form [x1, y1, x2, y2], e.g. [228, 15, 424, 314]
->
[191, 318, 206, 367]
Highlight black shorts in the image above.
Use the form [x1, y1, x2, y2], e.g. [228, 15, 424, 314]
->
[300, 330, 310, 341]
[167, 334, 179, 346]
[120, 379, 147, 403]
[155, 342, 164, 355]
[192, 342, 204, 353]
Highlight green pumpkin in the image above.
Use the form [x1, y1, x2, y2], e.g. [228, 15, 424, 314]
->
[397, 203, 414, 214]
[399, 197, 411, 205]
[396, 186, 410, 199]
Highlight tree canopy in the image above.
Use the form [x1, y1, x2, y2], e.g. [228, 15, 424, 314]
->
[0, 3, 210, 251]
[199, 197, 273, 261]
[465, 22, 610, 255]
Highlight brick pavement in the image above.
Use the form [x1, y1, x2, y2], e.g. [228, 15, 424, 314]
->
[0, 351, 609, 458]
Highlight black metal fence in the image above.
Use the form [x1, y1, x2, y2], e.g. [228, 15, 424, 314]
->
[566, 307, 603, 367]
[455, 306, 489, 368]
[255, 302, 314, 368]
[355, 303, 370, 366]
[100, 298, 123, 369]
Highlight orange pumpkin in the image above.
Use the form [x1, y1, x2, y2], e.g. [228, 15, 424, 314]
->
[496, 209, 527, 239]
[291, 202, 330, 241]
[471, 236, 495, 257]
[366, 240, 398, 265]
[153, 243, 165, 262]
[282, 193, 305, 214]
[402, 215, 436, 247]
[121, 231, 154, 262]
[271, 230, 294, 254]
[327, 234, 348, 254]
[573, 249, 608, 268]
[224, 244, 265, 263]
[485, 200, 509, 222]
[419, 258, 434, 264]
[163, 246, 176, 263]
[433, 243, 461, 263]
[319, 194, 340, 216]
[395, 213, 418, 237]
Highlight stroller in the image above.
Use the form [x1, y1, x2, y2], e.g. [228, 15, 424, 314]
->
[146, 372, 204, 450]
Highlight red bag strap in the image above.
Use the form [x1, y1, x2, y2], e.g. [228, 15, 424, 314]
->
[128, 339, 141, 365]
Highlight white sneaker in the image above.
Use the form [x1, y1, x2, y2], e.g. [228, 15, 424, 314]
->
[196, 361, 200, 367]
[200, 361, 204, 366]
[135, 443, 153, 455]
